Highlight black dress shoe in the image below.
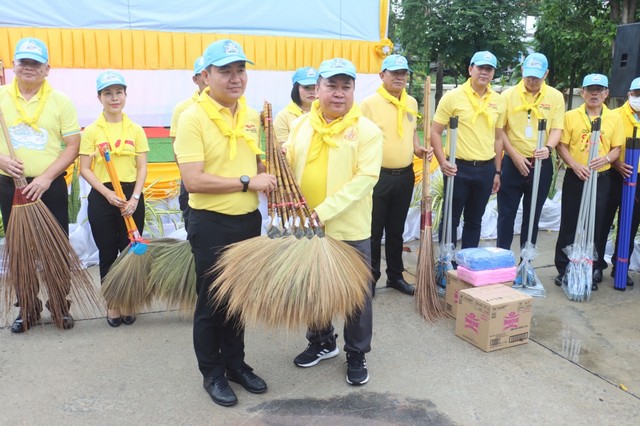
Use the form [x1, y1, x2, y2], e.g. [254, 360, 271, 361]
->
[122, 315, 137, 325]
[592, 269, 603, 284]
[107, 316, 122, 327]
[386, 278, 415, 295]
[611, 268, 635, 287]
[226, 364, 267, 394]
[554, 274, 565, 287]
[10, 311, 41, 334]
[204, 376, 237, 407]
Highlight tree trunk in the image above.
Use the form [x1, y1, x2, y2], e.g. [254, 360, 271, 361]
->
[435, 60, 444, 110]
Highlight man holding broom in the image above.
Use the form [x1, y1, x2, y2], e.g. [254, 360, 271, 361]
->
[554, 74, 623, 291]
[497, 52, 565, 251]
[174, 39, 276, 407]
[285, 57, 382, 386]
[0, 37, 81, 333]
[431, 51, 505, 249]
[361, 54, 431, 296]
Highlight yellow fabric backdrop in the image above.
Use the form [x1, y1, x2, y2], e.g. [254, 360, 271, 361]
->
[0, 27, 389, 73]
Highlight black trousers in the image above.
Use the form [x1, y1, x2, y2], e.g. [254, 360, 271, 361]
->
[371, 166, 414, 282]
[497, 155, 553, 250]
[306, 238, 373, 354]
[188, 208, 262, 379]
[0, 174, 70, 310]
[87, 182, 145, 280]
[605, 170, 640, 270]
[0, 174, 68, 234]
[554, 168, 611, 275]
[440, 161, 495, 249]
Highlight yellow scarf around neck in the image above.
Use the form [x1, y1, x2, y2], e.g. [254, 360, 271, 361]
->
[376, 85, 420, 138]
[462, 79, 493, 127]
[514, 80, 548, 120]
[197, 89, 264, 160]
[307, 100, 361, 162]
[8, 78, 52, 130]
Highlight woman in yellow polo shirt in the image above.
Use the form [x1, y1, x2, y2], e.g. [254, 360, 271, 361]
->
[273, 66, 318, 144]
[79, 70, 149, 327]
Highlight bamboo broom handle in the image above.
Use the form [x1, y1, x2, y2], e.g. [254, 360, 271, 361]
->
[0, 107, 28, 187]
[97, 143, 141, 240]
[265, 103, 289, 225]
[422, 76, 432, 231]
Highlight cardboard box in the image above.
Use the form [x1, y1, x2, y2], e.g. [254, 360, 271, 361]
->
[445, 270, 513, 319]
[455, 284, 533, 352]
[445, 270, 473, 318]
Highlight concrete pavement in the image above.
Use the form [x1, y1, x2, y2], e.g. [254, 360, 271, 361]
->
[1, 229, 640, 425]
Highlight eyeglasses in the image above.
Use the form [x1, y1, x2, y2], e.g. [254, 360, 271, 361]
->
[584, 86, 607, 94]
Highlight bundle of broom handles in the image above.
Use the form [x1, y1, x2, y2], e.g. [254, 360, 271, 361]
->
[96, 142, 147, 254]
[263, 101, 323, 239]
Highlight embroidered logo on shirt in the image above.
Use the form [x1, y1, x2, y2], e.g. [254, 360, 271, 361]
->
[8, 123, 48, 150]
[344, 126, 358, 141]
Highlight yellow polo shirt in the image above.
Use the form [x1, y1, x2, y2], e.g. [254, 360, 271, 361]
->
[174, 96, 261, 214]
[433, 82, 505, 161]
[0, 83, 80, 177]
[501, 83, 565, 157]
[614, 102, 640, 163]
[560, 105, 624, 172]
[360, 90, 417, 169]
[285, 113, 382, 240]
[169, 91, 200, 137]
[80, 113, 149, 183]
[274, 102, 305, 144]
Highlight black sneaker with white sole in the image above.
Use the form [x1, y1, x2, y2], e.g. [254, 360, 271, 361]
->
[294, 338, 339, 368]
[346, 351, 369, 386]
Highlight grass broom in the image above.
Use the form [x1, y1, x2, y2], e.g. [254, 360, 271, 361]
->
[208, 101, 371, 330]
[97, 142, 155, 313]
[0, 107, 102, 330]
[415, 77, 446, 321]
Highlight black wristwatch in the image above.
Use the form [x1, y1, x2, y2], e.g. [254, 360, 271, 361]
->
[240, 175, 250, 192]
[495, 170, 502, 176]
[546, 145, 553, 155]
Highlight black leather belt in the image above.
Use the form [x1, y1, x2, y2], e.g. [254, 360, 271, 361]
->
[455, 158, 494, 166]
[381, 164, 413, 176]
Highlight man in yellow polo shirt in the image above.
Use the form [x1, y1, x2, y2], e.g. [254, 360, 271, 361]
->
[174, 39, 277, 407]
[0, 37, 80, 333]
[285, 57, 382, 386]
[554, 73, 623, 291]
[170, 56, 207, 214]
[431, 50, 506, 249]
[497, 53, 565, 251]
[606, 76, 640, 288]
[361, 54, 430, 296]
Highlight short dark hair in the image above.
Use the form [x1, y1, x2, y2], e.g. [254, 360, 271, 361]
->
[291, 82, 302, 107]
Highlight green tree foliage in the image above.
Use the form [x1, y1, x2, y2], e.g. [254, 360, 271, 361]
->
[535, 0, 616, 105]
[393, 0, 528, 106]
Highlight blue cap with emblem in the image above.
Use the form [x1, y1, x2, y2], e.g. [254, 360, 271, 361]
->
[203, 39, 254, 68]
[292, 67, 318, 85]
[193, 56, 206, 75]
[522, 53, 548, 79]
[582, 73, 608, 88]
[14, 37, 49, 64]
[629, 77, 640, 91]
[96, 70, 127, 91]
[470, 51, 497, 68]
[318, 58, 357, 79]
[381, 54, 412, 72]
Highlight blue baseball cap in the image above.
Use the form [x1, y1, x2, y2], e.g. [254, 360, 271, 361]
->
[96, 70, 127, 91]
[193, 56, 206, 75]
[202, 39, 254, 68]
[470, 51, 497, 68]
[292, 67, 318, 85]
[629, 77, 640, 91]
[14, 37, 48, 64]
[582, 73, 608, 88]
[522, 53, 548, 79]
[381, 54, 412, 72]
[318, 58, 357, 79]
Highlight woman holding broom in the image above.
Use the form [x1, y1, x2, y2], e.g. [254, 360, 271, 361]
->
[79, 70, 148, 327]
